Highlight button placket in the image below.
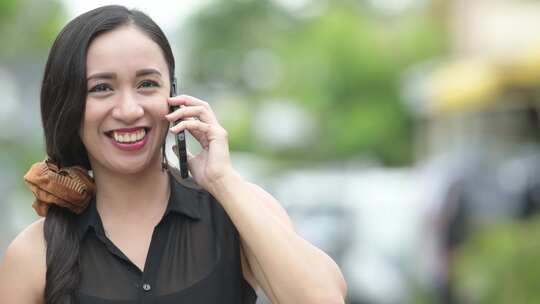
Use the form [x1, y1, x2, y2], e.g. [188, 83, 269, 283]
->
[138, 223, 166, 300]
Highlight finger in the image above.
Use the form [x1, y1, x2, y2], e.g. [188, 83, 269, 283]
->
[186, 149, 195, 162]
[170, 120, 211, 135]
[171, 121, 211, 149]
[191, 128, 210, 149]
[168, 95, 212, 110]
[170, 124, 209, 149]
[165, 105, 216, 124]
[185, 150, 196, 179]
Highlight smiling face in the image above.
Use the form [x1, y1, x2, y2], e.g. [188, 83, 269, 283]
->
[81, 24, 171, 176]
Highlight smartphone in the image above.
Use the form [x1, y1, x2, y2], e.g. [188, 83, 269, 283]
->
[170, 78, 189, 178]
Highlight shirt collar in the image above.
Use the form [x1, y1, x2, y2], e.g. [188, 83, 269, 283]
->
[76, 168, 203, 240]
[164, 167, 203, 220]
[76, 195, 101, 240]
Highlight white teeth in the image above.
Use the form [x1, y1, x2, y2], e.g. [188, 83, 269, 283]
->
[111, 129, 146, 143]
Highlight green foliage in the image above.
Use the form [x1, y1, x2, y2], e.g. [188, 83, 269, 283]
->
[182, 0, 448, 165]
[0, 0, 65, 181]
[454, 216, 540, 303]
[0, 0, 66, 58]
[0, 0, 18, 20]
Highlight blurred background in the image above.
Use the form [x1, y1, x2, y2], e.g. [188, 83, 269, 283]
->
[3, 0, 540, 303]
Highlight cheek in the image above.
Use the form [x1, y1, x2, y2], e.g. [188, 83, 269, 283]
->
[148, 96, 171, 121]
[154, 101, 170, 138]
[80, 101, 106, 143]
[156, 95, 170, 116]
[157, 105, 170, 133]
[158, 104, 169, 117]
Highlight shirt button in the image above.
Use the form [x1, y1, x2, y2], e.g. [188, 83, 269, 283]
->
[142, 283, 151, 291]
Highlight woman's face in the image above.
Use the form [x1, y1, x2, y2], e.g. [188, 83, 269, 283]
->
[81, 25, 170, 175]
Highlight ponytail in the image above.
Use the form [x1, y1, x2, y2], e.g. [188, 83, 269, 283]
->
[44, 205, 81, 303]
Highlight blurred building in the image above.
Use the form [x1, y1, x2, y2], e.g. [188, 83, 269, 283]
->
[403, 0, 540, 302]
[408, 0, 540, 158]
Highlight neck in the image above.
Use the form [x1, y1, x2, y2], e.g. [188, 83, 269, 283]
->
[91, 159, 170, 221]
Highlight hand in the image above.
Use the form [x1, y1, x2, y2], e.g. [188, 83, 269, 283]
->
[166, 95, 235, 190]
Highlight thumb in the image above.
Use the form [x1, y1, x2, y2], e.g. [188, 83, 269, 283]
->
[186, 149, 194, 161]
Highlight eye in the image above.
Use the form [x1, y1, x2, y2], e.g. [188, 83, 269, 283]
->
[138, 80, 160, 89]
[88, 83, 113, 93]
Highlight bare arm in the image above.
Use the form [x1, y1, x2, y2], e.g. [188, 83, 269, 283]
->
[209, 173, 347, 304]
[0, 219, 46, 304]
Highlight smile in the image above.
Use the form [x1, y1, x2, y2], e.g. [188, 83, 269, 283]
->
[105, 127, 150, 151]
[112, 128, 146, 143]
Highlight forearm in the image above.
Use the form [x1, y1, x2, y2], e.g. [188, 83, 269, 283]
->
[208, 171, 346, 304]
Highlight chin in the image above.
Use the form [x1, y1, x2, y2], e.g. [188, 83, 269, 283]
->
[92, 154, 158, 176]
[111, 164, 147, 175]
[114, 159, 156, 175]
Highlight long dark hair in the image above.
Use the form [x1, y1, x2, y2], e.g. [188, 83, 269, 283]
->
[41, 5, 175, 303]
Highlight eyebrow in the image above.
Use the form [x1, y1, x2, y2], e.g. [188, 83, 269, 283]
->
[87, 68, 162, 81]
[136, 68, 162, 77]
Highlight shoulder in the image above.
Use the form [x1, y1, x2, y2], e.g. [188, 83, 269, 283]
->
[0, 218, 46, 303]
[2, 218, 46, 272]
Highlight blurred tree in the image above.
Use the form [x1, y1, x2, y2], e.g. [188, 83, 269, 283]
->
[0, 0, 66, 58]
[0, 0, 67, 245]
[454, 216, 540, 303]
[0, 0, 66, 188]
[0, 0, 18, 21]
[182, 0, 448, 165]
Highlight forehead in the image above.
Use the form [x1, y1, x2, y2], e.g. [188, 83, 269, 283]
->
[86, 25, 168, 76]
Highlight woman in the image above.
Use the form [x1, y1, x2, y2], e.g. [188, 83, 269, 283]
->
[0, 5, 347, 304]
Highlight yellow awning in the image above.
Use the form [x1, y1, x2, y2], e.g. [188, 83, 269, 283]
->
[429, 60, 501, 115]
[427, 43, 540, 115]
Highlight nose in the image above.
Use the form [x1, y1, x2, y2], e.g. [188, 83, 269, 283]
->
[111, 91, 144, 124]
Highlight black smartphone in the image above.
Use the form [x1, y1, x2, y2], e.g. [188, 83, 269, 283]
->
[170, 78, 189, 178]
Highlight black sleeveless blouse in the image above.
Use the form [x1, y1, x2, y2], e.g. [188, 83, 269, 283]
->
[74, 170, 257, 303]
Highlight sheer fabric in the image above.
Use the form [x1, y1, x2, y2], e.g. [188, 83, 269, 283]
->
[74, 169, 257, 303]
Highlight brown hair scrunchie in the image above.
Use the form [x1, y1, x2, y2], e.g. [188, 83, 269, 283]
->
[23, 159, 96, 217]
